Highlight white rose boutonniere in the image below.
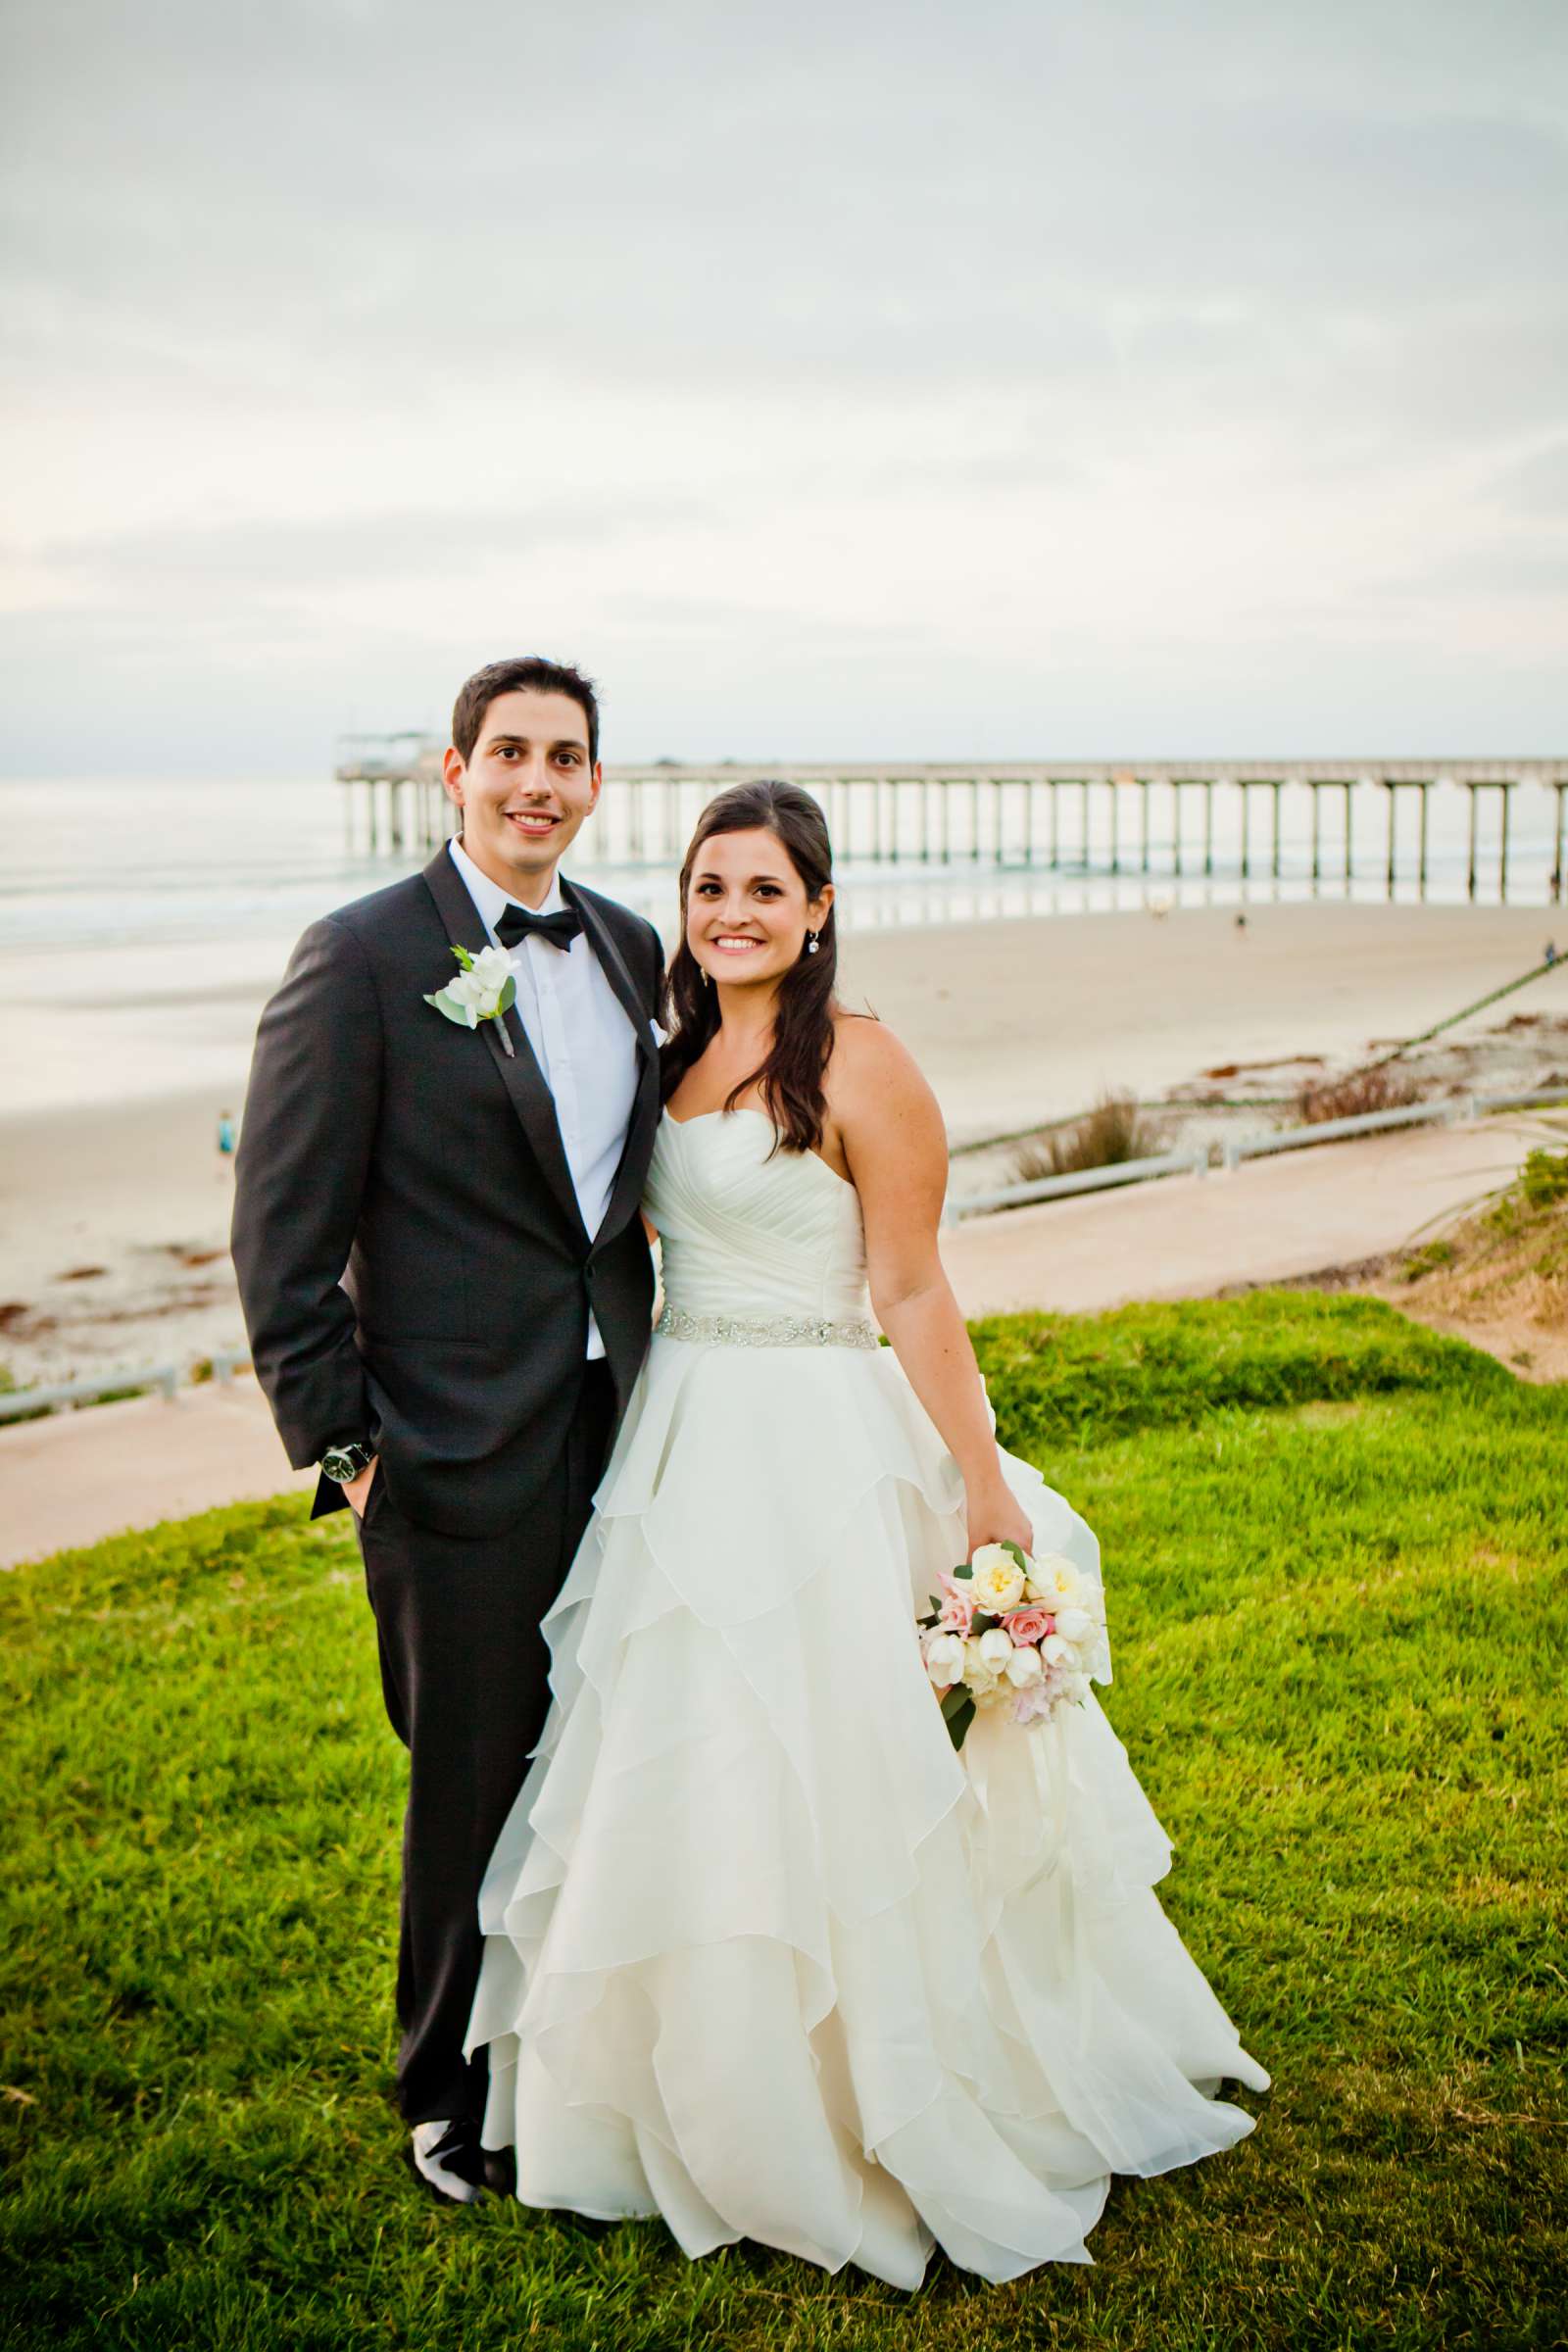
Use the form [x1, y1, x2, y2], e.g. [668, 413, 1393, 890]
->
[423, 943, 517, 1056]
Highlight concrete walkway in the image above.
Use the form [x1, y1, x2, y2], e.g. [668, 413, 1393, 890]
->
[938, 1111, 1536, 1316]
[2, 1383, 316, 1570]
[0, 1113, 1542, 1571]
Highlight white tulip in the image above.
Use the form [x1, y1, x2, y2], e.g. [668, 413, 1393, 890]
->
[923, 1632, 965, 1687]
[1004, 1644, 1044, 1688]
[1055, 1606, 1094, 1643]
[977, 1627, 1014, 1674]
[1042, 1633, 1070, 1664]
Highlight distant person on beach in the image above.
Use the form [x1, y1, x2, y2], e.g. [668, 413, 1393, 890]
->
[215, 1109, 236, 1178]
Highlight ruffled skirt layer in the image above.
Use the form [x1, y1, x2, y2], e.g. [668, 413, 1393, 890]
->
[466, 1337, 1268, 2288]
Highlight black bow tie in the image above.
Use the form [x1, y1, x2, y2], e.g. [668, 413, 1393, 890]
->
[495, 904, 582, 953]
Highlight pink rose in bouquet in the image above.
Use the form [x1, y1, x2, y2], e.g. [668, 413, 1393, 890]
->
[933, 1569, 976, 1637]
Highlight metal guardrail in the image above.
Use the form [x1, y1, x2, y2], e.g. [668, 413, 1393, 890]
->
[1219, 1097, 1459, 1169]
[944, 1085, 1568, 1222]
[1222, 1084, 1568, 1168]
[944, 1149, 1207, 1222]
[0, 1365, 178, 1421]
[0, 1348, 251, 1425]
[1472, 1085, 1568, 1114]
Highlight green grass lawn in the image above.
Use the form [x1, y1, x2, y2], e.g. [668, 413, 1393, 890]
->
[2, 1294, 1564, 2351]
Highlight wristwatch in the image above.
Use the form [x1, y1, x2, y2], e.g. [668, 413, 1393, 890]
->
[321, 1440, 375, 1484]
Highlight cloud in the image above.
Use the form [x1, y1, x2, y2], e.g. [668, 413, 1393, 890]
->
[1, 0, 1565, 768]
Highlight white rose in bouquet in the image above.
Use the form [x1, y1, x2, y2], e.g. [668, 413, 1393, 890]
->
[961, 1637, 1000, 1695]
[969, 1544, 1027, 1613]
[1023, 1552, 1081, 1606]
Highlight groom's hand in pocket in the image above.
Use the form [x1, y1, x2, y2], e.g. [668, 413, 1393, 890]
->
[343, 1457, 379, 1518]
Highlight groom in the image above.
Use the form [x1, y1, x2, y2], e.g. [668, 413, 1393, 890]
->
[231, 656, 664, 2202]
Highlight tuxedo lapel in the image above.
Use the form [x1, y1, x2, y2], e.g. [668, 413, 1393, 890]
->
[564, 878, 662, 1247]
[562, 880, 657, 1070]
[419, 849, 588, 1250]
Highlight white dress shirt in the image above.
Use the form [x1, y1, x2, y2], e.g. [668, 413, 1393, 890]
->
[448, 837, 640, 1360]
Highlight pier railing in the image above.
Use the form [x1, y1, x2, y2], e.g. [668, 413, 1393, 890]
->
[333, 745, 1568, 902]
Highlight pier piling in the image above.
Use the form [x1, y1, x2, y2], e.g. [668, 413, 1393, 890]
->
[1465, 781, 1515, 902]
[329, 745, 1558, 905]
[1383, 778, 1433, 897]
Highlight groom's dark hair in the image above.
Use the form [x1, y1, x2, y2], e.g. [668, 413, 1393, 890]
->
[451, 657, 600, 768]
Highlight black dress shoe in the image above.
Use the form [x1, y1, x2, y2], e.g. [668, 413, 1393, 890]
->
[408, 2118, 489, 2204]
[477, 2145, 611, 2235]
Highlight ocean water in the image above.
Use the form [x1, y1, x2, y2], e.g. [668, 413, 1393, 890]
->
[0, 773, 1561, 1119]
[2, 771, 1561, 958]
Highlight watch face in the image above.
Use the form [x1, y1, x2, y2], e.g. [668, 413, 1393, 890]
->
[323, 1446, 366, 1482]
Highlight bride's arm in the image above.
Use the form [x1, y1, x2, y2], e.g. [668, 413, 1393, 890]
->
[833, 1022, 1034, 1559]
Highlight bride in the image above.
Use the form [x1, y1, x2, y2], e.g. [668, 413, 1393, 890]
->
[464, 779, 1268, 2287]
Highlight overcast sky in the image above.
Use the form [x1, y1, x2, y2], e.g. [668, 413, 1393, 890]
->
[3, 0, 1565, 774]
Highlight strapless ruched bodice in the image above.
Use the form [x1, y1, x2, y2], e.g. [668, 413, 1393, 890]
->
[644, 1108, 873, 1328]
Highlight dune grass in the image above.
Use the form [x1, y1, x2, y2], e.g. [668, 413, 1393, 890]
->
[2, 1294, 1564, 2351]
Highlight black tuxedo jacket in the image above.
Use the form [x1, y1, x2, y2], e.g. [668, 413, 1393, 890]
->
[231, 849, 664, 1538]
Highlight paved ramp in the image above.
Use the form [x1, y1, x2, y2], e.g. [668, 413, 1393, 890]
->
[940, 1113, 1539, 1316]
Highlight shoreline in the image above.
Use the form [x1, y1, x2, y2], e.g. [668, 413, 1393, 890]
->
[2, 899, 1565, 1388]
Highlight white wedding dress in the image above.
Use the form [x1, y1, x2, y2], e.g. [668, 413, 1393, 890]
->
[465, 1107, 1268, 2287]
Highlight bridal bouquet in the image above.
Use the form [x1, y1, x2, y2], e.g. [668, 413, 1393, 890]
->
[917, 1542, 1103, 1751]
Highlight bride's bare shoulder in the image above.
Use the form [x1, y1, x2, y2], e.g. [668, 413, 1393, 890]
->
[825, 1008, 940, 1123]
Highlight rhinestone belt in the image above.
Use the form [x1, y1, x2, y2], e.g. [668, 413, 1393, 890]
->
[655, 1304, 882, 1350]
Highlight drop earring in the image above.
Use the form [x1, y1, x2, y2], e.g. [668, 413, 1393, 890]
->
[806, 931, 820, 956]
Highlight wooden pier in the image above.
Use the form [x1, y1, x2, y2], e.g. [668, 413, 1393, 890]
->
[333, 743, 1568, 903]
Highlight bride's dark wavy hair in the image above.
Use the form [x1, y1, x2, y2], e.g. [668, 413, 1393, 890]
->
[661, 779, 842, 1154]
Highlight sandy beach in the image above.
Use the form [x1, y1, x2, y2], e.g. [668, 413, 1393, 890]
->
[840, 898, 1567, 1144]
[1, 898, 1564, 1391]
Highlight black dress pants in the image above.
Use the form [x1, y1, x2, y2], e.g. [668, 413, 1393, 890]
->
[353, 1359, 618, 2126]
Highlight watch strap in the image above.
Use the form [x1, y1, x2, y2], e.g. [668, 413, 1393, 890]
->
[321, 1441, 374, 1482]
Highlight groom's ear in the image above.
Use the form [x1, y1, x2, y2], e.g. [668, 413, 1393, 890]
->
[441, 745, 467, 814]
